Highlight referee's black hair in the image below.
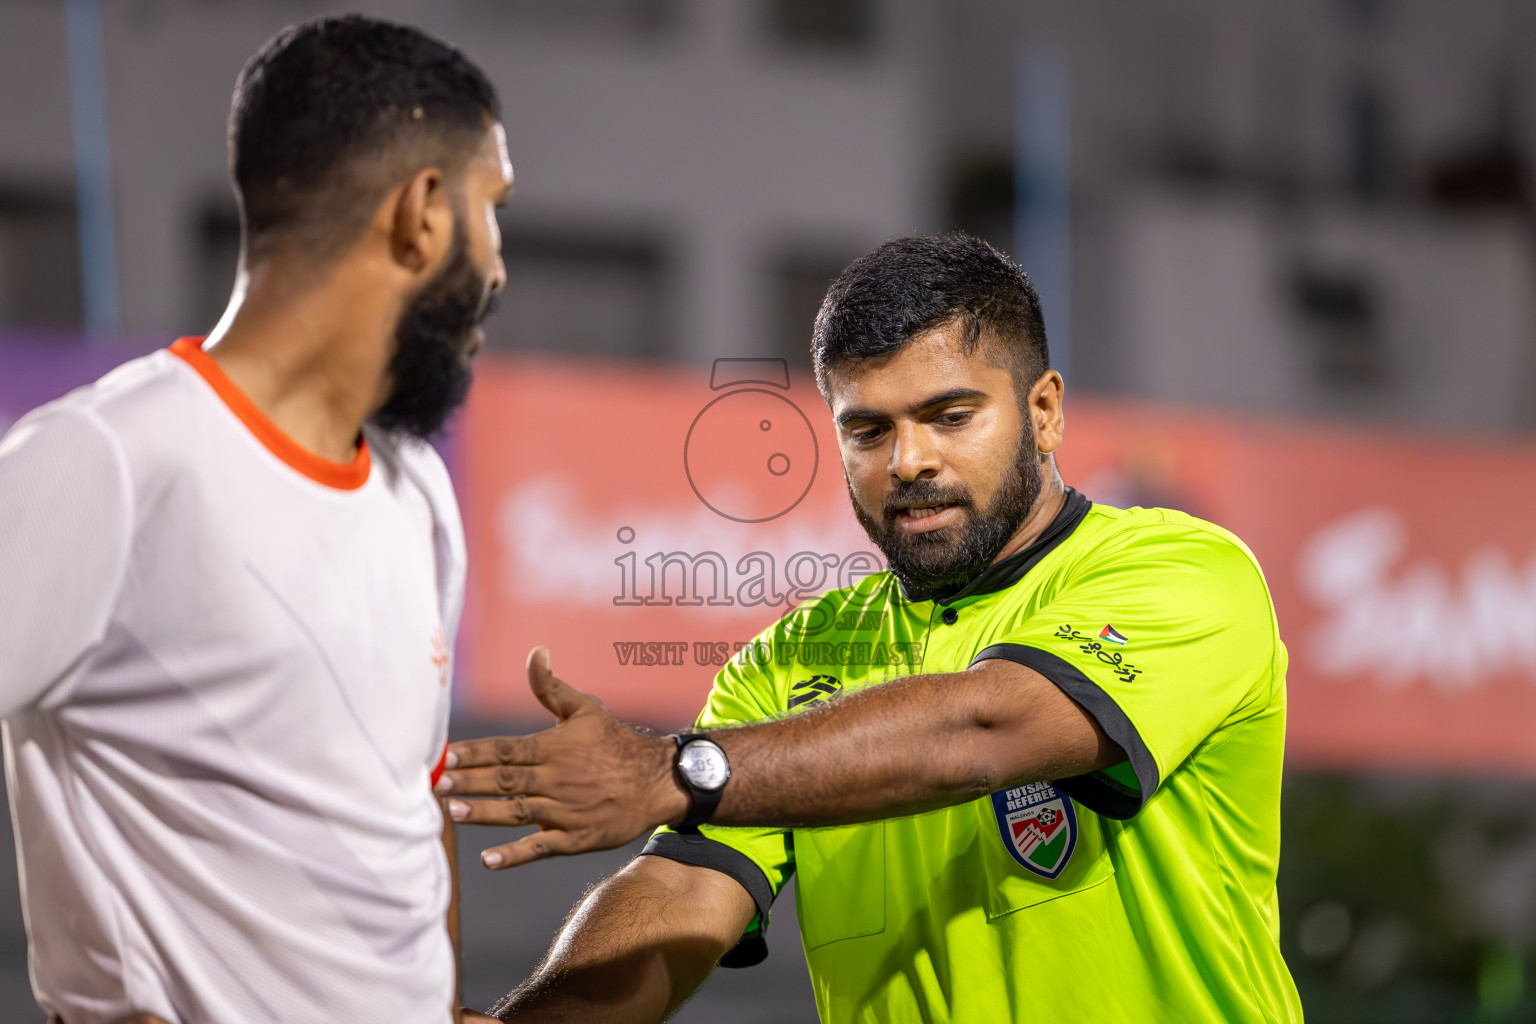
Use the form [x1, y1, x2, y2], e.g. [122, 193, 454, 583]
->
[229, 14, 500, 261]
[811, 232, 1050, 399]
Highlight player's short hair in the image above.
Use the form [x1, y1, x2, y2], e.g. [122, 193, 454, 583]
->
[811, 232, 1050, 399]
[229, 15, 500, 261]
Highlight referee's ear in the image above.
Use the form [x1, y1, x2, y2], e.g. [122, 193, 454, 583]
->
[1027, 369, 1065, 455]
[527, 646, 587, 721]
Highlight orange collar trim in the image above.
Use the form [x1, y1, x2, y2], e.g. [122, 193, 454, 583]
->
[170, 337, 371, 491]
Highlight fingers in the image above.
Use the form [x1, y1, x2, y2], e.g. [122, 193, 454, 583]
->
[447, 794, 553, 827]
[478, 828, 584, 870]
[527, 646, 587, 721]
[445, 734, 540, 771]
[438, 762, 542, 797]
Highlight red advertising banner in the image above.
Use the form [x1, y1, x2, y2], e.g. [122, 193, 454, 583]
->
[459, 355, 875, 723]
[459, 355, 1536, 775]
[1059, 402, 1536, 774]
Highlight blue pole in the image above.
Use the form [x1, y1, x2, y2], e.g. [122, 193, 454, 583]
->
[1014, 48, 1070, 382]
[65, 0, 119, 340]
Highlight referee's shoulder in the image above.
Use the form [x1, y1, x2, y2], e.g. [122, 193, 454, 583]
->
[1079, 501, 1267, 577]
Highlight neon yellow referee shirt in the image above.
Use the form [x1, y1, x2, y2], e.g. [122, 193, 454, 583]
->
[645, 491, 1304, 1023]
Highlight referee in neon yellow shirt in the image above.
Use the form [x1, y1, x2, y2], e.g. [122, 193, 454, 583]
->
[442, 232, 1304, 1023]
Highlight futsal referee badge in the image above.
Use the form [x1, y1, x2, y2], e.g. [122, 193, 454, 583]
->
[991, 782, 1077, 879]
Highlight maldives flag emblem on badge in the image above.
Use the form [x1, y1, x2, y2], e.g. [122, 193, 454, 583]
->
[991, 782, 1078, 879]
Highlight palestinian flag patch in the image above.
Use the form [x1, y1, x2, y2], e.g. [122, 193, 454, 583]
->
[1098, 624, 1128, 645]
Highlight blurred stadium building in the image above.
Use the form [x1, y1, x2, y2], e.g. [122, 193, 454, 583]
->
[3, 1, 1536, 1021]
[3, 0, 1534, 425]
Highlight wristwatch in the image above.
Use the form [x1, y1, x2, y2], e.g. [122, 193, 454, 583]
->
[670, 733, 731, 831]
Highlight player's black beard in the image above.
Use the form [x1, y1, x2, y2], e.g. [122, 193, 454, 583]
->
[371, 225, 493, 440]
[849, 424, 1043, 603]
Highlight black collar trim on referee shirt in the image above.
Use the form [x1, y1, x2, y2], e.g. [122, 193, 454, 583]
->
[898, 487, 1092, 605]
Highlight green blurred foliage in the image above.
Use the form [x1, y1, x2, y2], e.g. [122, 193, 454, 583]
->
[1281, 774, 1536, 1023]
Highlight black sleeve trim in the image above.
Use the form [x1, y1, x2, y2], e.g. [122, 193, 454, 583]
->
[640, 831, 776, 968]
[971, 643, 1160, 820]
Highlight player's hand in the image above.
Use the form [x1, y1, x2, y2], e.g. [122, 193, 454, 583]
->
[436, 646, 688, 869]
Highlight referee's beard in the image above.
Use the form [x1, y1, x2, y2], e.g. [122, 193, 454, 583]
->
[849, 419, 1044, 603]
[371, 213, 496, 440]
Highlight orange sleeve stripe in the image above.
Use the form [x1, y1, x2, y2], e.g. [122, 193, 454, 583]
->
[430, 744, 449, 789]
[169, 337, 371, 491]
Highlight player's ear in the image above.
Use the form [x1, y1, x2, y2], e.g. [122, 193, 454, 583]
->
[1028, 369, 1064, 454]
[389, 167, 452, 276]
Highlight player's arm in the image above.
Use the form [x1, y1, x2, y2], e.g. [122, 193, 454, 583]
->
[469, 854, 754, 1022]
[439, 646, 1120, 867]
[0, 410, 132, 717]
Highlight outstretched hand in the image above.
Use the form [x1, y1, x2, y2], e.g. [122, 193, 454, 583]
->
[437, 646, 688, 869]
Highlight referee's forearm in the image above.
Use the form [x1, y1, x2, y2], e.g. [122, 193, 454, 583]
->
[705, 661, 1100, 828]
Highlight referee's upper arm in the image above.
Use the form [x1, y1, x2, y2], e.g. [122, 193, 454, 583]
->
[962, 655, 1125, 788]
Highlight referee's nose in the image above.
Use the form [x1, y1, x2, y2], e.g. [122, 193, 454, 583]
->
[889, 420, 942, 483]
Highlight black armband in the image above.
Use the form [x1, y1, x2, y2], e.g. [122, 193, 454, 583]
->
[641, 830, 779, 968]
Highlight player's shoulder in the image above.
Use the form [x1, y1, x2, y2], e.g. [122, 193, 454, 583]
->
[50, 347, 203, 436]
[21, 343, 167, 410]
[363, 428, 461, 528]
[3, 349, 183, 462]
[365, 426, 450, 485]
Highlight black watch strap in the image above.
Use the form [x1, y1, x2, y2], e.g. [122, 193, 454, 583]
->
[672, 732, 727, 832]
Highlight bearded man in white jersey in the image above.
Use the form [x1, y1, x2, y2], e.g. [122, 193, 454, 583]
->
[0, 16, 510, 1024]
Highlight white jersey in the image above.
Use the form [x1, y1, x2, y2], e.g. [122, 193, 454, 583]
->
[0, 339, 465, 1024]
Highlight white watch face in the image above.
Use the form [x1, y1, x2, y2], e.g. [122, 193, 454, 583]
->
[679, 741, 730, 791]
